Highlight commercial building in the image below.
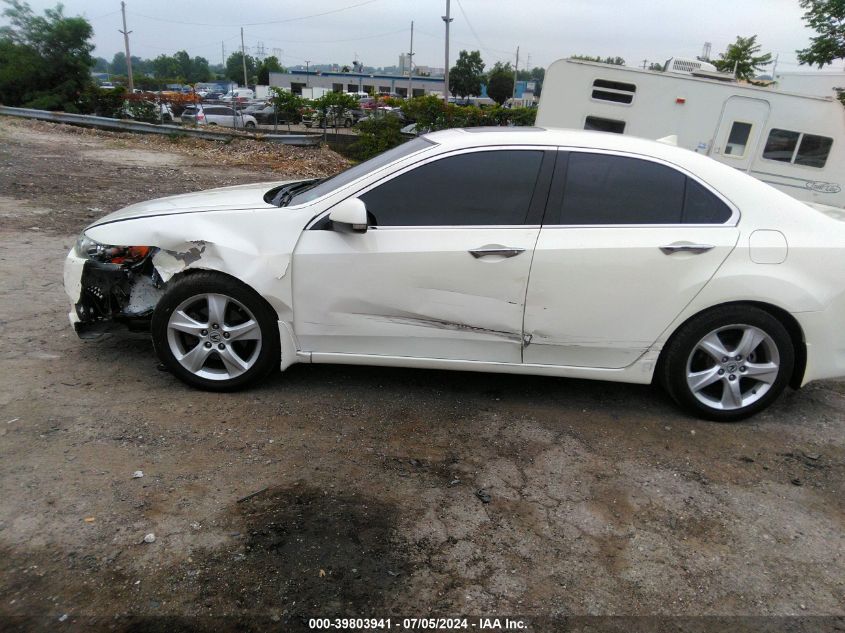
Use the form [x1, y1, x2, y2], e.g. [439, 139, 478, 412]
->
[269, 70, 444, 97]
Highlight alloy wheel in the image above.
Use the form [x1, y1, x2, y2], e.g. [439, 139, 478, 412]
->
[166, 293, 262, 381]
[685, 324, 780, 411]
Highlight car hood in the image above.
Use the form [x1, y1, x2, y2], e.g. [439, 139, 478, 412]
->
[88, 180, 299, 227]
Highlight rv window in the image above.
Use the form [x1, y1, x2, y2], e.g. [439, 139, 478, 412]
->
[725, 122, 752, 157]
[795, 134, 833, 168]
[584, 116, 626, 134]
[763, 129, 832, 168]
[591, 79, 636, 104]
[763, 129, 800, 163]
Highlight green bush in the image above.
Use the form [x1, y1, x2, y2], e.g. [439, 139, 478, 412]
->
[347, 116, 405, 161]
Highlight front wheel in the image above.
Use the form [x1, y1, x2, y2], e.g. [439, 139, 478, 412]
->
[659, 305, 794, 421]
[151, 272, 280, 391]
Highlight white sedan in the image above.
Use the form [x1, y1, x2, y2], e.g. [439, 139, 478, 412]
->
[63, 128, 845, 421]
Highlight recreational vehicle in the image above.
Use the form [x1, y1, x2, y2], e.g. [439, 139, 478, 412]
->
[536, 58, 844, 207]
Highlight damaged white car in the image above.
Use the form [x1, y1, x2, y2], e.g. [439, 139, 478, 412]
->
[64, 128, 845, 421]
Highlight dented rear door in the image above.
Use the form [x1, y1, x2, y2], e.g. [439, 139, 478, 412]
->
[291, 148, 555, 362]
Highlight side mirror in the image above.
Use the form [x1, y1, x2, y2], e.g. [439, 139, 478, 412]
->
[329, 197, 369, 233]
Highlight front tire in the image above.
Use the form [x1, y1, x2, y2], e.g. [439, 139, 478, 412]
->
[151, 272, 280, 391]
[659, 305, 794, 421]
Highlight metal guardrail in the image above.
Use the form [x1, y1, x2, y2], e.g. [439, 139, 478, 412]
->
[0, 105, 321, 146]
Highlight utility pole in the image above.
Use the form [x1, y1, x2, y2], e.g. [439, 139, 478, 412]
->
[407, 21, 414, 99]
[512, 45, 519, 100]
[221, 41, 226, 66]
[240, 27, 248, 88]
[642, 59, 648, 70]
[442, 0, 452, 102]
[119, 1, 134, 92]
[771, 53, 779, 80]
[305, 60, 310, 87]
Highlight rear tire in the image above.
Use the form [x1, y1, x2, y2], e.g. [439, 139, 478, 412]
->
[151, 272, 280, 392]
[245, 121, 256, 129]
[659, 305, 794, 421]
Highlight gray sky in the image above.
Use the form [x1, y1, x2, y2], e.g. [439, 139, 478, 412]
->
[1, 0, 832, 73]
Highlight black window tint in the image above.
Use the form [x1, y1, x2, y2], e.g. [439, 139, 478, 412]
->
[763, 129, 799, 163]
[683, 178, 732, 223]
[359, 150, 543, 226]
[795, 133, 832, 168]
[561, 153, 685, 224]
[584, 116, 626, 134]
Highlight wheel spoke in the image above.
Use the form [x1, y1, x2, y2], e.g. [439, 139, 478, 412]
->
[225, 319, 260, 341]
[687, 366, 722, 393]
[169, 310, 206, 336]
[206, 294, 228, 327]
[720, 378, 744, 409]
[218, 346, 249, 377]
[697, 332, 730, 361]
[743, 361, 779, 385]
[177, 344, 212, 373]
[735, 327, 765, 358]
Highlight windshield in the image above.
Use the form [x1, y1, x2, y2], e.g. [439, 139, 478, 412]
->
[288, 137, 436, 206]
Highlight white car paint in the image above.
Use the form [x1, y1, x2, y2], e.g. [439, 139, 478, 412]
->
[66, 128, 845, 406]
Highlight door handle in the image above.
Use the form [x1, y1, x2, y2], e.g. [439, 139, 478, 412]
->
[659, 242, 715, 255]
[468, 247, 526, 259]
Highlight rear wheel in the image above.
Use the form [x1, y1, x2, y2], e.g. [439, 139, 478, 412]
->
[245, 121, 256, 129]
[660, 305, 794, 421]
[152, 272, 280, 391]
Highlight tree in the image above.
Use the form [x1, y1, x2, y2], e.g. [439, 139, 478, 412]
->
[312, 90, 358, 137]
[449, 49, 485, 98]
[257, 55, 284, 84]
[648, 62, 664, 71]
[486, 61, 514, 105]
[0, 0, 94, 110]
[570, 54, 625, 65]
[713, 35, 772, 80]
[225, 51, 256, 85]
[269, 87, 303, 131]
[797, 0, 845, 67]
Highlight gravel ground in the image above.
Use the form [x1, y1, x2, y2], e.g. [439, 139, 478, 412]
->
[0, 116, 843, 633]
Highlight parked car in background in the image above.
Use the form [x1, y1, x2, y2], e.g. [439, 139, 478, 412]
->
[220, 89, 255, 103]
[181, 104, 257, 129]
[63, 128, 845, 421]
[244, 103, 287, 125]
[301, 108, 355, 128]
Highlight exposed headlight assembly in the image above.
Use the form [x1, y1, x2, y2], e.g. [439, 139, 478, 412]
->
[75, 234, 152, 265]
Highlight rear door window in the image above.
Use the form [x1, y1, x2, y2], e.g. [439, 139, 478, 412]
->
[549, 152, 732, 225]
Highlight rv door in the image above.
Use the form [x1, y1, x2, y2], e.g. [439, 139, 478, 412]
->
[711, 96, 771, 171]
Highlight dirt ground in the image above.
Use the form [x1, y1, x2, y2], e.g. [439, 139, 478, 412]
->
[0, 116, 843, 633]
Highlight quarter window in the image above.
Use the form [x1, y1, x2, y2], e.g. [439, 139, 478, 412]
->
[763, 128, 832, 168]
[359, 150, 544, 226]
[555, 153, 732, 225]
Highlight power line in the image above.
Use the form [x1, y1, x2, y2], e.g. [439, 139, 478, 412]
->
[127, 0, 380, 28]
[245, 27, 409, 46]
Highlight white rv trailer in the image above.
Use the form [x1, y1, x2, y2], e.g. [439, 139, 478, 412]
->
[536, 58, 844, 207]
